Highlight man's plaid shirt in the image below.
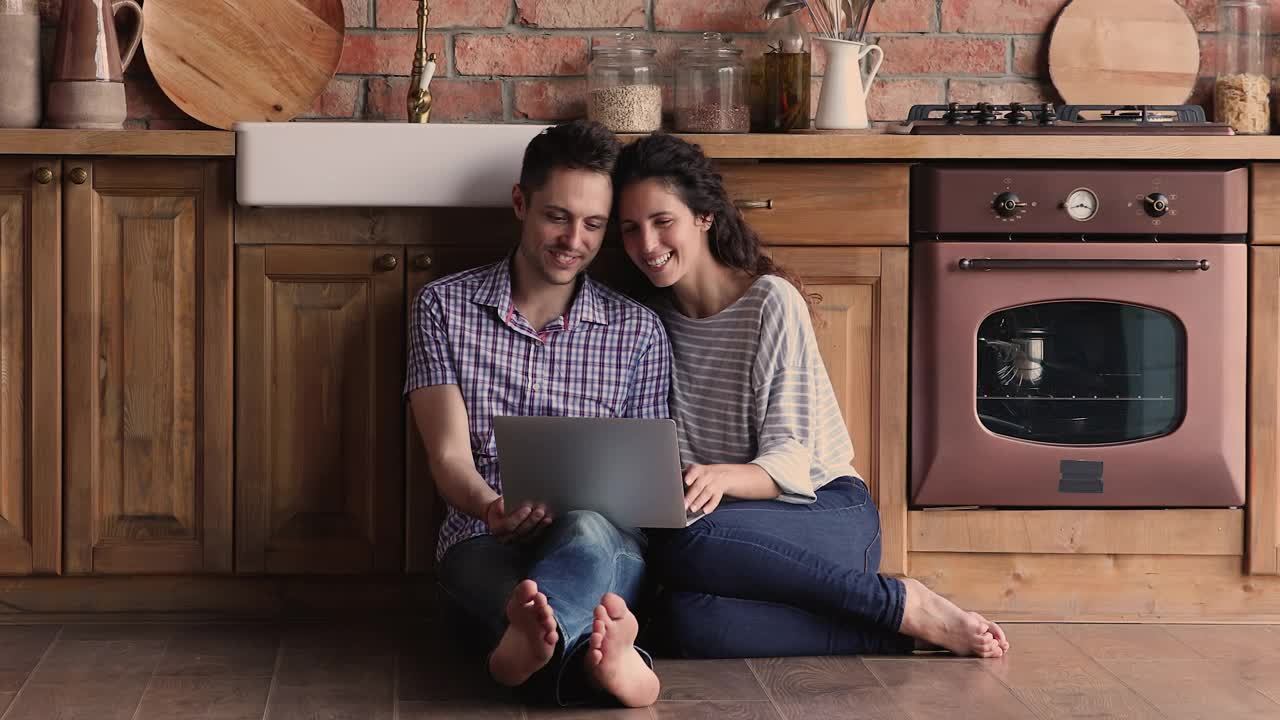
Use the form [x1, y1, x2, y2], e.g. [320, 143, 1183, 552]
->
[404, 257, 671, 560]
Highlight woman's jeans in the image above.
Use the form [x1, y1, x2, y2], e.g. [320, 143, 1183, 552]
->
[650, 477, 914, 657]
[437, 510, 650, 705]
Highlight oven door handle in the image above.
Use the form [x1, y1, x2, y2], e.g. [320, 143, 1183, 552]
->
[957, 258, 1211, 272]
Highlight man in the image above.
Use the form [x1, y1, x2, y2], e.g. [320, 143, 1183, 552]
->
[405, 120, 670, 708]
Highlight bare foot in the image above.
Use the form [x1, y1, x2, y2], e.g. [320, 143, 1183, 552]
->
[489, 580, 558, 687]
[899, 578, 1007, 658]
[584, 593, 660, 707]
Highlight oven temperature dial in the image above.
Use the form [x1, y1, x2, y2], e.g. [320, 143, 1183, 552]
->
[1064, 188, 1099, 222]
[1144, 192, 1171, 217]
[993, 192, 1028, 218]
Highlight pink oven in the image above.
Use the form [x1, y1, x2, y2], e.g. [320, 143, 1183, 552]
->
[910, 165, 1248, 507]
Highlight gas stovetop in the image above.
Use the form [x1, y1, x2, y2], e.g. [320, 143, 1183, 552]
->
[904, 103, 1234, 136]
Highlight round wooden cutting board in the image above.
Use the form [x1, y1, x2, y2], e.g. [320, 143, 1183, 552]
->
[1048, 0, 1200, 105]
[142, 0, 345, 129]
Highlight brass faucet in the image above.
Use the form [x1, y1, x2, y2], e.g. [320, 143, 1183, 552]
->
[407, 0, 435, 123]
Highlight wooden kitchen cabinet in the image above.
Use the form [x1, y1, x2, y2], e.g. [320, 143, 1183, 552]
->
[769, 246, 910, 574]
[0, 159, 61, 575]
[1251, 246, 1280, 574]
[63, 159, 233, 574]
[236, 245, 405, 574]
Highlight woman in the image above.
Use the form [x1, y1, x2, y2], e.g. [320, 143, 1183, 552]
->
[613, 133, 1009, 659]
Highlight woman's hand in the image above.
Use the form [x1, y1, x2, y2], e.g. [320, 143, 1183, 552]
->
[682, 464, 734, 515]
[682, 463, 783, 515]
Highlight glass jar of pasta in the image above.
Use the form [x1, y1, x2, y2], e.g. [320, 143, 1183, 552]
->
[1215, 0, 1270, 134]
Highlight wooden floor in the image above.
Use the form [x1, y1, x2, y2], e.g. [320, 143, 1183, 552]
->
[0, 621, 1275, 719]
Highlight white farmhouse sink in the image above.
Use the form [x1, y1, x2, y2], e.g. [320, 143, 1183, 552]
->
[234, 122, 551, 207]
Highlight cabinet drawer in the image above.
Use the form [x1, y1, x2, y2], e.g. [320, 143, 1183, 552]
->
[717, 162, 908, 246]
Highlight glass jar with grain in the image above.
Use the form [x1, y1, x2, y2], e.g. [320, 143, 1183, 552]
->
[587, 32, 662, 134]
[675, 33, 750, 133]
[1215, 0, 1269, 135]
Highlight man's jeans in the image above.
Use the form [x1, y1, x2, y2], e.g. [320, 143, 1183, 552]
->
[438, 510, 649, 705]
[650, 477, 915, 657]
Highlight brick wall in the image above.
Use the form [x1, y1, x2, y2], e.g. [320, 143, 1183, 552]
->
[36, 0, 1265, 128]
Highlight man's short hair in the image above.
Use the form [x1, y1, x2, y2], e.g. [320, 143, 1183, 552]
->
[518, 120, 621, 196]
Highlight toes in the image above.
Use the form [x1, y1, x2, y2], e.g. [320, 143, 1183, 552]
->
[987, 621, 1009, 649]
[976, 638, 1002, 658]
[512, 580, 538, 604]
[600, 592, 628, 621]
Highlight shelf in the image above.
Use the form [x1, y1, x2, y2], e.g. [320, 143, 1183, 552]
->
[0, 129, 234, 157]
[654, 133, 1280, 160]
[977, 395, 1174, 401]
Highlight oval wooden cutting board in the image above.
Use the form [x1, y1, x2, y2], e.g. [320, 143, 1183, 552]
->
[1048, 0, 1200, 105]
[143, 0, 345, 129]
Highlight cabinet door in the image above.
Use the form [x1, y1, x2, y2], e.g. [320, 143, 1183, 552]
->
[1251, 247, 1280, 574]
[404, 245, 509, 573]
[238, 245, 404, 574]
[768, 247, 909, 575]
[63, 159, 233, 574]
[0, 159, 60, 575]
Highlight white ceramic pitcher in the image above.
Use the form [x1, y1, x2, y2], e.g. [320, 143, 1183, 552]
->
[814, 37, 883, 130]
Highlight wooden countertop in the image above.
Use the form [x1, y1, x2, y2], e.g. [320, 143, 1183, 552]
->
[656, 132, 1280, 160]
[5, 127, 1280, 161]
[0, 129, 235, 156]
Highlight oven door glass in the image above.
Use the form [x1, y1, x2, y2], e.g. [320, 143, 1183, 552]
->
[976, 301, 1185, 445]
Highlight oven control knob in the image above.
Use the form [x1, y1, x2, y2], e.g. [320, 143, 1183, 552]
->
[1144, 192, 1171, 217]
[993, 192, 1027, 217]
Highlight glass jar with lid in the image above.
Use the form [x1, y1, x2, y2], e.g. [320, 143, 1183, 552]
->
[1215, 0, 1269, 135]
[675, 32, 750, 133]
[587, 32, 662, 133]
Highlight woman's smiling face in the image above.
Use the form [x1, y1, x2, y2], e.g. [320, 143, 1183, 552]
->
[617, 178, 713, 288]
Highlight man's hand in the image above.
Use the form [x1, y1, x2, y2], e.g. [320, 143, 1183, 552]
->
[682, 464, 733, 515]
[484, 496, 553, 543]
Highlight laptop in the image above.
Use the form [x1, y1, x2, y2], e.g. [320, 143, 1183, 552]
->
[493, 416, 705, 529]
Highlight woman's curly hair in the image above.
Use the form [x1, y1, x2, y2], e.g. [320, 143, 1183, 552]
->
[613, 133, 819, 318]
